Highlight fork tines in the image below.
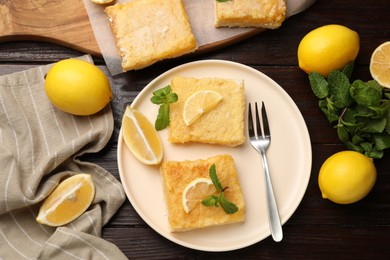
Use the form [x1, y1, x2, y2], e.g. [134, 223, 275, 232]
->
[248, 102, 270, 139]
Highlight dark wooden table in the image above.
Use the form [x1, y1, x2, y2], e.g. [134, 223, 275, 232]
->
[1, 0, 390, 259]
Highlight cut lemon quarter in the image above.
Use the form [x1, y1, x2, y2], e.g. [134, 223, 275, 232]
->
[183, 90, 223, 126]
[182, 178, 217, 214]
[36, 174, 95, 227]
[370, 41, 390, 88]
[122, 106, 163, 165]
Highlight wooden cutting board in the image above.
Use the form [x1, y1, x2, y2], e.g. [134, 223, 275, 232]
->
[0, 0, 100, 55]
[0, 0, 314, 57]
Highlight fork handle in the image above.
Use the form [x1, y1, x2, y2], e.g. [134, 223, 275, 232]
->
[260, 149, 283, 242]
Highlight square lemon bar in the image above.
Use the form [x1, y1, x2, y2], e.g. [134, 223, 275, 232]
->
[214, 0, 286, 28]
[105, 0, 198, 71]
[160, 154, 245, 232]
[169, 76, 245, 147]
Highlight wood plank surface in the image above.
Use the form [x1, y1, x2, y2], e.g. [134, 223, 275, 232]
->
[1, 0, 390, 259]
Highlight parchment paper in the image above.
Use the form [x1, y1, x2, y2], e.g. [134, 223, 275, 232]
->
[82, 0, 316, 76]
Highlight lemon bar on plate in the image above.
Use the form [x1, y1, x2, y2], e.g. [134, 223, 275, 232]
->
[214, 0, 286, 28]
[105, 0, 198, 71]
[169, 76, 245, 147]
[160, 154, 245, 232]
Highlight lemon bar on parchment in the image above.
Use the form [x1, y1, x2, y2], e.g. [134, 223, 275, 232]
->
[105, 0, 198, 71]
[169, 76, 245, 147]
[214, 0, 286, 29]
[160, 154, 245, 232]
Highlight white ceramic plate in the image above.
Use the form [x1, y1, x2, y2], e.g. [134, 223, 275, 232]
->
[117, 60, 312, 252]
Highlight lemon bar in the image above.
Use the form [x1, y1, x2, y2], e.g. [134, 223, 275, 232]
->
[160, 154, 245, 232]
[105, 0, 198, 71]
[214, 0, 286, 28]
[169, 76, 245, 147]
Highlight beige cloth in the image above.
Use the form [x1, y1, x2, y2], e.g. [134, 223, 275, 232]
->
[0, 55, 127, 259]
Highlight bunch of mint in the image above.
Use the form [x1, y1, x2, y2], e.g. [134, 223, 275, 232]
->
[309, 63, 390, 159]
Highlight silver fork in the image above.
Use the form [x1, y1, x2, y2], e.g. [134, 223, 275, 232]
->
[248, 102, 283, 242]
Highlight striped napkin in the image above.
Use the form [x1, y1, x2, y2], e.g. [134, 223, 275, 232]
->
[0, 55, 127, 259]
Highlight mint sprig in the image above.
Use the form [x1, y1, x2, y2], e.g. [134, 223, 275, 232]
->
[308, 62, 390, 159]
[150, 85, 178, 130]
[201, 164, 239, 214]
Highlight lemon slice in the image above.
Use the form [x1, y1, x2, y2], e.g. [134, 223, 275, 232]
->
[370, 41, 390, 88]
[183, 90, 223, 126]
[90, 0, 114, 4]
[182, 178, 217, 214]
[36, 174, 95, 227]
[122, 106, 163, 165]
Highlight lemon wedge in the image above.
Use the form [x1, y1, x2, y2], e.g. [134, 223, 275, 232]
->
[36, 174, 95, 226]
[122, 106, 163, 165]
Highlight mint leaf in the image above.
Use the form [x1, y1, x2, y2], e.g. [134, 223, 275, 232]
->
[328, 70, 352, 108]
[150, 85, 178, 130]
[155, 104, 170, 130]
[309, 72, 329, 99]
[150, 95, 165, 105]
[219, 192, 238, 214]
[337, 125, 349, 143]
[352, 134, 364, 145]
[209, 164, 223, 192]
[319, 99, 339, 123]
[385, 102, 390, 134]
[152, 85, 171, 99]
[373, 133, 390, 150]
[202, 195, 219, 207]
[366, 149, 383, 159]
[151, 85, 178, 105]
[361, 117, 386, 133]
[350, 80, 382, 106]
[166, 93, 178, 104]
[342, 62, 355, 79]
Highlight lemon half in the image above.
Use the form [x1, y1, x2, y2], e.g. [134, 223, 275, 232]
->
[370, 41, 390, 88]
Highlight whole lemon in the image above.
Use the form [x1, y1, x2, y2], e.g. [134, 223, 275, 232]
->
[45, 59, 112, 116]
[318, 151, 376, 204]
[297, 24, 360, 77]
